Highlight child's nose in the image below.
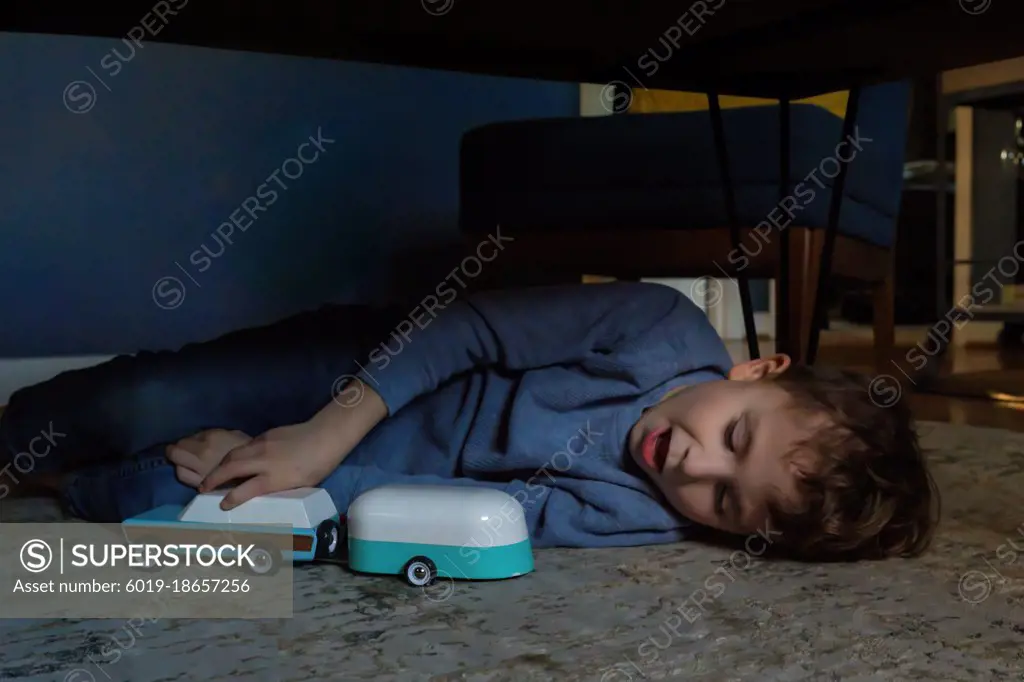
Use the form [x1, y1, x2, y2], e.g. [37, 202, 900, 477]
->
[680, 446, 733, 480]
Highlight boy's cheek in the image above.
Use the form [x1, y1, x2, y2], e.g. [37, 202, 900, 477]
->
[661, 488, 704, 526]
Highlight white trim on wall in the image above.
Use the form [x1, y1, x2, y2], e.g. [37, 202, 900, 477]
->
[716, 278, 775, 342]
[640, 277, 773, 351]
[0, 355, 114, 404]
[643, 277, 775, 347]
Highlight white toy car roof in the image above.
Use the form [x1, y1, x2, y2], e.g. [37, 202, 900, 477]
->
[178, 487, 338, 528]
[347, 484, 529, 547]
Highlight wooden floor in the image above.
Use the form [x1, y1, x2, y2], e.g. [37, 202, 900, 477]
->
[731, 327, 1024, 434]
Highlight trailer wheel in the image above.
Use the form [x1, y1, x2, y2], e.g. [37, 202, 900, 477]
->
[402, 556, 437, 587]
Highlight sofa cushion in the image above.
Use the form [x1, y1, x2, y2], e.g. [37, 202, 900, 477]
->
[464, 184, 892, 247]
[460, 83, 909, 248]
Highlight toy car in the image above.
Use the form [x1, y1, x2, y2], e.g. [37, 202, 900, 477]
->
[122, 487, 344, 575]
[346, 484, 534, 586]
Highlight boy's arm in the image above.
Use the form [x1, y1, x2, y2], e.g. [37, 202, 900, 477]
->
[199, 388, 391, 507]
[308, 385, 389, 459]
[356, 282, 731, 416]
[330, 466, 691, 549]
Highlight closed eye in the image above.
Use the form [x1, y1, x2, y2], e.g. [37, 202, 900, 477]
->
[726, 412, 751, 461]
[724, 418, 739, 452]
[719, 414, 747, 518]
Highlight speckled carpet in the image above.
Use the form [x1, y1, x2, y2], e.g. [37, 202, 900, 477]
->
[1, 420, 1023, 682]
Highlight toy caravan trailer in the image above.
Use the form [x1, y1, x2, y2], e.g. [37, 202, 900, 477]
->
[123, 488, 344, 575]
[346, 485, 534, 586]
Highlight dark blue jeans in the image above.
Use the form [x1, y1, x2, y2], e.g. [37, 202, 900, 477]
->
[0, 303, 402, 521]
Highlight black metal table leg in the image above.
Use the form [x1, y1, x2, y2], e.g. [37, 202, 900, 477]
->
[709, 91, 760, 360]
[777, 95, 791, 358]
[806, 85, 862, 365]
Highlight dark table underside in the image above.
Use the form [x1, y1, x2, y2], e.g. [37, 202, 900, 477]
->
[5, 0, 1024, 97]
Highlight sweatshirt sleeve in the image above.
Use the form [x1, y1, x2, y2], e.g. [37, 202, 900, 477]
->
[356, 281, 731, 415]
[328, 465, 690, 549]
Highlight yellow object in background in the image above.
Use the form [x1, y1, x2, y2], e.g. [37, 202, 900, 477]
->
[628, 90, 849, 119]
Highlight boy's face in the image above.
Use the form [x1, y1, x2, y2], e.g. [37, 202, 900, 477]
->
[628, 354, 818, 536]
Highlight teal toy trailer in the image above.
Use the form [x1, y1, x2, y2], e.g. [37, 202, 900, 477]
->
[346, 484, 534, 586]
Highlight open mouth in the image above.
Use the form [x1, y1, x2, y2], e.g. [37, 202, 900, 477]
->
[641, 428, 672, 472]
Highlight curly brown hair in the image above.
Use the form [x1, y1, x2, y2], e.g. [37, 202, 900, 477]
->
[763, 364, 940, 561]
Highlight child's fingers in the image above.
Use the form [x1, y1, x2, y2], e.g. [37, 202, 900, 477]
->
[174, 465, 203, 489]
[198, 441, 262, 490]
[220, 475, 274, 510]
[200, 457, 263, 493]
[166, 444, 204, 472]
[221, 439, 264, 463]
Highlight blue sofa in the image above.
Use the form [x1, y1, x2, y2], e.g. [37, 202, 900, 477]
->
[458, 81, 912, 366]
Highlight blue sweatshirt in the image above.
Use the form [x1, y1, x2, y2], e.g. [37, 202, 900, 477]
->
[325, 282, 734, 549]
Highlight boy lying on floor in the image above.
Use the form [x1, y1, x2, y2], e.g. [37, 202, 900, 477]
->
[0, 282, 938, 560]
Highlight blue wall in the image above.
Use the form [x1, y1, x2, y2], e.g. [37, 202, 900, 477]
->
[0, 34, 578, 357]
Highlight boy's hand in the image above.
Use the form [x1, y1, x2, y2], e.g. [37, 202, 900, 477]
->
[198, 421, 341, 509]
[198, 382, 389, 510]
[167, 429, 253, 488]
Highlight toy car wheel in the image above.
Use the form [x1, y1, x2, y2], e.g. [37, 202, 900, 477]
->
[243, 545, 280, 576]
[315, 520, 343, 560]
[402, 556, 437, 587]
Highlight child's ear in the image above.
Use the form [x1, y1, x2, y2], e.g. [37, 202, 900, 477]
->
[727, 354, 791, 381]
